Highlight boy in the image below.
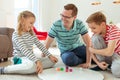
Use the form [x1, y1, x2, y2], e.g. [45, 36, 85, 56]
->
[86, 11, 120, 77]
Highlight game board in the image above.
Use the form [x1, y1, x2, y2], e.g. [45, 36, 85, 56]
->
[38, 66, 104, 80]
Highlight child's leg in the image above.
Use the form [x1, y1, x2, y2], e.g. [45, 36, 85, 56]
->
[0, 57, 55, 74]
[111, 53, 120, 77]
[91, 35, 112, 64]
[40, 57, 55, 69]
[91, 35, 106, 61]
[91, 35, 106, 49]
[3, 57, 36, 74]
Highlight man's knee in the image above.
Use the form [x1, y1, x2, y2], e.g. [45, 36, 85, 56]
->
[61, 52, 75, 66]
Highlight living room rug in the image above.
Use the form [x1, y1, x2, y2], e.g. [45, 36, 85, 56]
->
[38, 55, 104, 80]
[38, 66, 104, 80]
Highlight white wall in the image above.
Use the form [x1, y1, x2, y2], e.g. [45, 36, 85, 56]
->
[0, 0, 120, 30]
[40, 0, 120, 31]
[0, 0, 14, 28]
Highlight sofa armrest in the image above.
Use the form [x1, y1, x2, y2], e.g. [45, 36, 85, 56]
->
[0, 27, 14, 58]
[7, 28, 14, 57]
[0, 35, 10, 58]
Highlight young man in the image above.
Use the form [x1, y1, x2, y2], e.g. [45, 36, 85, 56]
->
[86, 11, 120, 77]
[44, 4, 91, 68]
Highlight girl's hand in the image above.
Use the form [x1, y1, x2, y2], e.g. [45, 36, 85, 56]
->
[48, 55, 58, 63]
[41, 53, 46, 57]
[36, 60, 43, 74]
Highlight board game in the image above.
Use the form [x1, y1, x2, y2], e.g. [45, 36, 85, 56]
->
[38, 66, 104, 80]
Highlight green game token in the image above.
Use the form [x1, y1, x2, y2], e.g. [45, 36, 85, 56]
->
[60, 67, 64, 71]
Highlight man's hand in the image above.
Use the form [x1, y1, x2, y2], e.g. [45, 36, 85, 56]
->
[78, 62, 91, 68]
[36, 60, 43, 74]
[48, 55, 58, 63]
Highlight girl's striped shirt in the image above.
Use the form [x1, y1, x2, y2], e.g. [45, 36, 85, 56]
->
[12, 32, 51, 62]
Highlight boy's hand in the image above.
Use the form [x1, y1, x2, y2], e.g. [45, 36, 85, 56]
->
[89, 47, 95, 53]
[98, 61, 108, 70]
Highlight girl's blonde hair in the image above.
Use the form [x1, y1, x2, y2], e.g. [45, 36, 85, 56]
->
[17, 10, 35, 36]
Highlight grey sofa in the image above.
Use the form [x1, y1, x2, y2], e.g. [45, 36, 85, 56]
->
[0, 27, 14, 62]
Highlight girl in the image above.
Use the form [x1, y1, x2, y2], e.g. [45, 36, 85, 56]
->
[86, 11, 120, 77]
[0, 10, 58, 74]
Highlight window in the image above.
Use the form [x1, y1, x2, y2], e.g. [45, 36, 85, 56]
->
[31, 0, 42, 30]
[14, 0, 41, 30]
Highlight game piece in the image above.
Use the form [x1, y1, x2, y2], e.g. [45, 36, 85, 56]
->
[69, 68, 73, 72]
[56, 68, 60, 71]
[60, 67, 64, 71]
[66, 69, 68, 72]
[66, 66, 69, 69]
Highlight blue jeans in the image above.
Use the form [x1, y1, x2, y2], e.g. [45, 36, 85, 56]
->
[61, 45, 86, 66]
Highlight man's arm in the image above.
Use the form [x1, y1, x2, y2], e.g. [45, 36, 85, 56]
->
[41, 36, 54, 57]
[82, 33, 91, 66]
[45, 36, 54, 49]
[92, 53, 100, 65]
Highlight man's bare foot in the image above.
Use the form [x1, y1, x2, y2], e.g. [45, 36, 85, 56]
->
[77, 64, 83, 67]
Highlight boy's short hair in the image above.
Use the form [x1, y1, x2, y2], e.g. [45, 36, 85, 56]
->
[86, 11, 106, 25]
[64, 4, 78, 17]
